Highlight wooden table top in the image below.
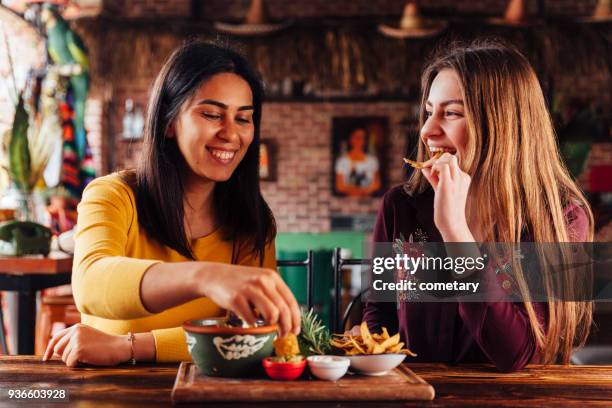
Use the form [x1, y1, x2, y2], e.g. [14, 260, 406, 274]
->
[1, 356, 611, 407]
[0, 252, 72, 275]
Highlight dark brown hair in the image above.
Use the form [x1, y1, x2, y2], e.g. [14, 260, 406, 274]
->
[123, 40, 275, 264]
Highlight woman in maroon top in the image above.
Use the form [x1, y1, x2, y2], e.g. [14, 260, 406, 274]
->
[362, 41, 594, 372]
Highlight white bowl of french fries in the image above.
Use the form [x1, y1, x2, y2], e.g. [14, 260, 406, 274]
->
[331, 322, 416, 376]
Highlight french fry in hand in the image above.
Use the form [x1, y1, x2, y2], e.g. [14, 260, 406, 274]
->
[403, 151, 443, 169]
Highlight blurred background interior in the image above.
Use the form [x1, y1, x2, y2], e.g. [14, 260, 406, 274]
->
[0, 0, 610, 359]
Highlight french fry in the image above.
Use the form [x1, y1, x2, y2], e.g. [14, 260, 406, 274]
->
[349, 337, 366, 354]
[388, 342, 417, 356]
[345, 347, 362, 356]
[360, 322, 373, 342]
[403, 151, 442, 169]
[381, 327, 390, 340]
[387, 342, 404, 353]
[372, 343, 385, 354]
[379, 333, 400, 350]
[331, 323, 416, 357]
[360, 322, 377, 353]
[330, 339, 352, 349]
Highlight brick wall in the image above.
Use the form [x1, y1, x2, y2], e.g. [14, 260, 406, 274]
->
[259, 102, 411, 232]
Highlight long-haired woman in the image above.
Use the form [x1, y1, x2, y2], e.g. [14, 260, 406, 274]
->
[363, 40, 593, 372]
[43, 41, 301, 367]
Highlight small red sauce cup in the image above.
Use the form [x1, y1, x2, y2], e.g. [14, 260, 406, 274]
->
[262, 357, 306, 380]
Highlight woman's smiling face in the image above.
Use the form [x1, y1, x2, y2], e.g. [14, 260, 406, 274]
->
[172, 72, 255, 182]
[420, 69, 468, 160]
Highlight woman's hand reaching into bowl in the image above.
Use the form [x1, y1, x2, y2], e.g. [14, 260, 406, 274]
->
[198, 264, 301, 337]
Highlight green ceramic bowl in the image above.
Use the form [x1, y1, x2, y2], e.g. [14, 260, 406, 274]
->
[183, 318, 278, 377]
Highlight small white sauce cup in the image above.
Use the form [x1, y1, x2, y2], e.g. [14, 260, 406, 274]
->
[306, 355, 350, 381]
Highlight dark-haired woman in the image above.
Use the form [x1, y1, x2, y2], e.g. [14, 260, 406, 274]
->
[42, 41, 301, 367]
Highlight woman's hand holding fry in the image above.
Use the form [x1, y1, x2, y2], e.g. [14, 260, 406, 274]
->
[421, 153, 474, 242]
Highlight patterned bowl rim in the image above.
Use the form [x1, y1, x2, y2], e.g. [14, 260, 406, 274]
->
[183, 320, 278, 335]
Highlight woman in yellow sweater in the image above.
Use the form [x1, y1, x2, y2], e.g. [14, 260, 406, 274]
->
[42, 41, 301, 366]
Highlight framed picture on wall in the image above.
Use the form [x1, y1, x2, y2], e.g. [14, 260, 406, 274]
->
[259, 139, 277, 181]
[332, 117, 387, 197]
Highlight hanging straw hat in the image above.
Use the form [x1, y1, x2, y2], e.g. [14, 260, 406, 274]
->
[581, 0, 612, 22]
[487, 0, 542, 27]
[378, 1, 447, 39]
[214, 0, 293, 37]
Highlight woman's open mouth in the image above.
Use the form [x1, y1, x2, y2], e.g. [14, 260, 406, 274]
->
[207, 147, 237, 165]
[403, 146, 458, 169]
[428, 146, 457, 155]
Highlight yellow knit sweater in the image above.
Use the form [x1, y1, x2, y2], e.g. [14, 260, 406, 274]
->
[72, 173, 276, 362]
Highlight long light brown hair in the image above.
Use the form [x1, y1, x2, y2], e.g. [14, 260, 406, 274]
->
[407, 40, 594, 364]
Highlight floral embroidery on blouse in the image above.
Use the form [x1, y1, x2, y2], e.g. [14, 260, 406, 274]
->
[393, 231, 428, 302]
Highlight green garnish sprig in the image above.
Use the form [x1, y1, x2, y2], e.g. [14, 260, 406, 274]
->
[298, 308, 331, 356]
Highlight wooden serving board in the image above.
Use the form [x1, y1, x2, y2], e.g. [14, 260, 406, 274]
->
[171, 362, 435, 403]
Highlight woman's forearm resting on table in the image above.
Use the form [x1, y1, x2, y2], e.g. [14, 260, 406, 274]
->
[42, 325, 157, 366]
[458, 302, 539, 372]
[133, 332, 156, 361]
[449, 232, 538, 372]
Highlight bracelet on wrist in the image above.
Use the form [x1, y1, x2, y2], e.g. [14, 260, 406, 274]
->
[127, 332, 136, 365]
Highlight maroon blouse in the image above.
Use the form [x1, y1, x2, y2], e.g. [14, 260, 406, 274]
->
[363, 185, 589, 372]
